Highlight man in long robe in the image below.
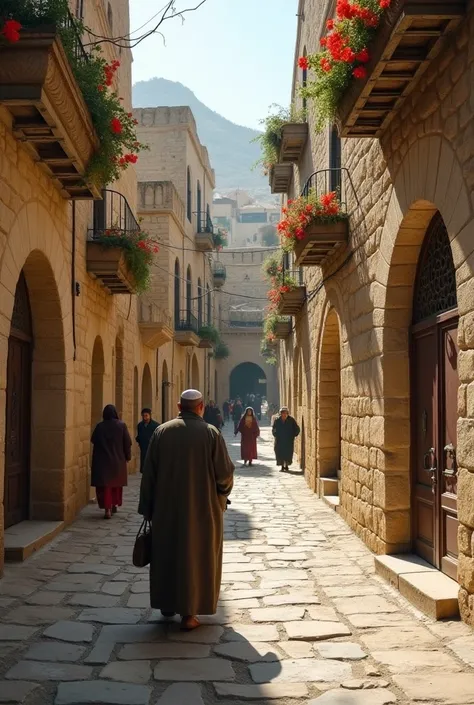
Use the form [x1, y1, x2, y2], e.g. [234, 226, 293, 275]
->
[138, 389, 234, 631]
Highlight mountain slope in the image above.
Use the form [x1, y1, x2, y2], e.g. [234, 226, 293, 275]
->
[132, 78, 267, 191]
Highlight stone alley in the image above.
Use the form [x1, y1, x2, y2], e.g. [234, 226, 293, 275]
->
[1, 426, 474, 705]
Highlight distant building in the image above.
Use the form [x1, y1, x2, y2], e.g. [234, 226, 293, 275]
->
[213, 190, 280, 248]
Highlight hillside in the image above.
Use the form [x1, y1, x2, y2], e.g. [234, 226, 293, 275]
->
[132, 78, 268, 192]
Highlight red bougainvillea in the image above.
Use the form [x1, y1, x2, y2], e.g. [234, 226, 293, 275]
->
[277, 191, 347, 251]
[0, 19, 21, 41]
[299, 0, 391, 131]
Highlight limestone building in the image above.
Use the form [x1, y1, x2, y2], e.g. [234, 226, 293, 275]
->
[134, 108, 219, 414]
[0, 0, 161, 571]
[277, 0, 474, 621]
[216, 247, 279, 409]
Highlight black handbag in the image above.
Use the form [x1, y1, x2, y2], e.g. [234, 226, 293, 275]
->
[133, 519, 152, 568]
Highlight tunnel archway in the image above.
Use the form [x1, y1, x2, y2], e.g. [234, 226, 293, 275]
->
[230, 362, 267, 402]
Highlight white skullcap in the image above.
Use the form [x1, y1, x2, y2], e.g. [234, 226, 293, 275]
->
[180, 389, 203, 401]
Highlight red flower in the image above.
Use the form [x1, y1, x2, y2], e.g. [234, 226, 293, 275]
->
[320, 192, 336, 207]
[326, 19, 335, 30]
[379, 0, 391, 7]
[353, 65, 367, 79]
[298, 56, 309, 70]
[320, 36, 327, 47]
[320, 57, 332, 73]
[326, 31, 345, 60]
[133, 119, 139, 125]
[111, 117, 123, 134]
[340, 47, 355, 63]
[153, 246, 160, 253]
[1, 19, 22, 42]
[98, 84, 105, 92]
[355, 48, 370, 63]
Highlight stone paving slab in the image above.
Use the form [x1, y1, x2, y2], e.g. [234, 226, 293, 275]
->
[1, 425, 474, 704]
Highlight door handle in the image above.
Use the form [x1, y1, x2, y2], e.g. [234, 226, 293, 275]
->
[423, 448, 437, 493]
[443, 443, 457, 477]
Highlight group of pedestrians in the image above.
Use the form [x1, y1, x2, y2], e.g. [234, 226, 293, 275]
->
[89, 391, 300, 630]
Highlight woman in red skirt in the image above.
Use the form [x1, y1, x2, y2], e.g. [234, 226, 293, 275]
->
[236, 407, 260, 466]
[91, 404, 132, 519]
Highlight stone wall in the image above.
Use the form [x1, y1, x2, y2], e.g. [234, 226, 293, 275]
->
[279, 0, 474, 621]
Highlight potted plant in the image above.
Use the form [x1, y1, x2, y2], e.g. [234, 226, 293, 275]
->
[253, 104, 306, 175]
[277, 189, 348, 266]
[213, 341, 230, 360]
[260, 337, 277, 366]
[262, 251, 284, 282]
[213, 228, 228, 250]
[198, 324, 221, 349]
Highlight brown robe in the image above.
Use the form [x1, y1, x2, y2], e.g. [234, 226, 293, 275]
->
[138, 411, 234, 615]
[91, 417, 132, 487]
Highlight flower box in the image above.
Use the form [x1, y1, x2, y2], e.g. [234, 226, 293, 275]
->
[269, 163, 293, 194]
[337, 0, 466, 137]
[294, 221, 349, 267]
[277, 287, 306, 316]
[86, 242, 137, 294]
[195, 232, 214, 252]
[0, 29, 100, 199]
[198, 339, 213, 350]
[279, 123, 308, 163]
[274, 319, 292, 339]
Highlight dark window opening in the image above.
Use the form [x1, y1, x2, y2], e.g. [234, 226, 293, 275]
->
[329, 126, 341, 193]
[187, 167, 192, 222]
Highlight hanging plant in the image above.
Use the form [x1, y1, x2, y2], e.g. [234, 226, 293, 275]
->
[213, 341, 230, 360]
[0, 0, 148, 187]
[299, 0, 390, 131]
[198, 324, 221, 345]
[94, 229, 158, 294]
[262, 251, 284, 282]
[213, 228, 228, 250]
[253, 104, 306, 174]
[277, 190, 347, 252]
[260, 337, 277, 366]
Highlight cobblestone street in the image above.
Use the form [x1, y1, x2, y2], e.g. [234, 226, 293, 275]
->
[1, 425, 474, 705]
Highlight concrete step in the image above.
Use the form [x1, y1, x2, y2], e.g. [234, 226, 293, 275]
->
[375, 554, 459, 620]
[4, 520, 65, 562]
[319, 476, 339, 496]
[322, 495, 340, 513]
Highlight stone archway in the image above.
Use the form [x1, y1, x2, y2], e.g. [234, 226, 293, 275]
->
[142, 363, 153, 411]
[191, 354, 200, 391]
[317, 308, 341, 498]
[230, 362, 267, 402]
[89, 336, 105, 503]
[115, 337, 124, 418]
[133, 367, 139, 428]
[3, 252, 67, 527]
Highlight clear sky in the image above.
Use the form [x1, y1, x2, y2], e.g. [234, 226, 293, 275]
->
[130, 0, 298, 130]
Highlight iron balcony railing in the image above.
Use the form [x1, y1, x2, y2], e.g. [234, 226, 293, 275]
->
[90, 189, 140, 238]
[197, 213, 215, 234]
[301, 167, 354, 213]
[62, 7, 89, 64]
[212, 262, 226, 277]
[175, 310, 199, 333]
[228, 319, 263, 328]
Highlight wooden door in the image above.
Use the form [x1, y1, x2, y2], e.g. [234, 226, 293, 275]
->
[5, 335, 31, 528]
[440, 319, 459, 579]
[412, 323, 438, 566]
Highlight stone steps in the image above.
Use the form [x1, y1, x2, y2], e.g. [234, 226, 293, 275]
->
[4, 520, 65, 562]
[375, 554, 459, 620]
[322, 495, 340, 513]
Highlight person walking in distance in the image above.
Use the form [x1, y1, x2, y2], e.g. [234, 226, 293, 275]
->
[136, 408, 159, 473]
[203, 400, 223, 430]
[272, 406, 300, 472]
[222, 399, 230, 424]
[236, 407, 260, 466]
[232, 397, 244, 433]
[139, 389, 234, 631]
[91, 404, 132, 519]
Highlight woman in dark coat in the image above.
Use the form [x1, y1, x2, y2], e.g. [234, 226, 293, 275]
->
[236, 407, 260, 466]
[272, 406, 300, 471]
[91, 404, 132, 519]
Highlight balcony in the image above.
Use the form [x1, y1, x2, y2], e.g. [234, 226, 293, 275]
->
[175, 311, 200, 347]
[212, 261, 227, 288]
[87, 190, 140, 294]
[338, 0, 466, 137]
[279, 123, 308, 163]
[195, 214, 215, 251]
[269, 163, 293, 194]
[0, 15, 99, 199]
[228, 311, 264, 330]
[277, 272, 306, 316]
[139, 302, 173, 349]
[294, 169, 351, 267]
[274, 318, 292, 339]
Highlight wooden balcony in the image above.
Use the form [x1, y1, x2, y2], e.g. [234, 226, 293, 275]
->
[279, 123, 308, 163]
[338, 0, 467, 137]
[86, 243, 136, 294]
[294, 221, 349, 267]
[277, 287, 306, 316]
[269, 163, 293, 194]
[138, 303, 173, 349]
[0, 28, 100, 199]
[274, 319, 292, 339]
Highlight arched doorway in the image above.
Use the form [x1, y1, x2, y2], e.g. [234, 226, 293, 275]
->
[191, 354, 200, 391]
[161, 360, 169, 422]
[90, 336, 105, 502]
[142, 363, 153, 410]
[411, 212, 458, 579]
[133, 366, 139, 427]
[317, 308, 341, 497]
[5, 273, 32, 528]
[230, 362, 267, 402]
[115, 337, 124, 418]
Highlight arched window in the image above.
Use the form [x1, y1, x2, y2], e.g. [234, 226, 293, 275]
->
[329, 125, 341, 192]
[197, 278, 203, 329]
[107, 2, 113, 30]
[196, 181, 202, 232]
[186, 265, 192, 323]
[206, 285, 211, 325]
[187, 167, 192, 222]
[302, 47, 307, 113]
[206, 204, 211, 232]
[174, 259, 180, 326]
